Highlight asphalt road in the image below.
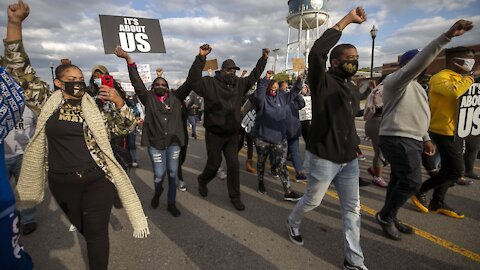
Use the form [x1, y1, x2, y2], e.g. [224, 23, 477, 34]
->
[19, 120, 480, 270]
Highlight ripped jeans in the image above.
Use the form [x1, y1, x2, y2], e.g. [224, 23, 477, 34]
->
[148, 145, 181, 204]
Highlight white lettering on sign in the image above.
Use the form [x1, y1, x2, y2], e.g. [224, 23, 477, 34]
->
[119, 17, 151, 52]
[457, 83, 480, 138]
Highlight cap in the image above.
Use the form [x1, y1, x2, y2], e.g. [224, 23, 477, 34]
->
[221, 59, 240, 70]
[399, 49, 420, 65]
[91, 65, 109, 75]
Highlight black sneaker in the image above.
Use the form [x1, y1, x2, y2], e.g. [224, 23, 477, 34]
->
[22, 222, 37, 236]
[270, 168, 279, 177]
[358, 177, 370, 187]
[343, 259, 369, 270]
[284, 191, 302, 202]
[429, 201, 464, 219]
[167, 204, 181, 217]
[198, 179, 208, 197]
[231, 199, 245, 211]
[150, 194, 160, 209]
[257, 181, 266, 194]
[286, 221, 304, 246]
[393, 219, 414, 234]
[375, 213, 401, 240]
[411, 192, 429, 213]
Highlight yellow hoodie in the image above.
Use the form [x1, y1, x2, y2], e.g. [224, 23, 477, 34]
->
[429, 69, 474, 136]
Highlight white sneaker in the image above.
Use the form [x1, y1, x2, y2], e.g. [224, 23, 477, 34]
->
[132, 162, 138, 168]
[178, 180, 187, 192]
[217, 168, 227, 180]
[372, 176, 388, 188]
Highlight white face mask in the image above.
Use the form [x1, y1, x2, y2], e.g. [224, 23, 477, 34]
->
[454, 57, 475, 72]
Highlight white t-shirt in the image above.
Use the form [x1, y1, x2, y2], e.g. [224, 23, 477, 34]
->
[4, 106, 37, 159]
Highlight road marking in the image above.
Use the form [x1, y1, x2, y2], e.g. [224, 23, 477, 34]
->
[236, 149, 480, 263]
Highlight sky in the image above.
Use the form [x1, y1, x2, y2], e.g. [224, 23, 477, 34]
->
[0, 0, 479, 88]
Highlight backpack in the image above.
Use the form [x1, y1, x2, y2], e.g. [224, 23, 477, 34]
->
[363, 83, 384, 121]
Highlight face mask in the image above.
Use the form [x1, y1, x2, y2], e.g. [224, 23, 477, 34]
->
[153, 87, 168, 96]
[268, 89, 277, 97]
[62, 80, 87, 98]
[454, 58, 475, 72]
[338, 59, 358, 78]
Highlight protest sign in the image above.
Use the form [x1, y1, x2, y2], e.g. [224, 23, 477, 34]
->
[120, 82, 135, 93]
[137, 64, 152, 83]
[292, 58, 306, 72]
[457, 83, 480, 138]
[99, 15, 166, 54]
[299, 96, 312, 121]
[203, 59, 219, 71]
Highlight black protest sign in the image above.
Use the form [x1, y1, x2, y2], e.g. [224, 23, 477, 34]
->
[456, 83, 480, 138]
[99, 15, 166, 54]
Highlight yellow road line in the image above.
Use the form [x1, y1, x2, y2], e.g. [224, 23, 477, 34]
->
[236, 149, 480, 263]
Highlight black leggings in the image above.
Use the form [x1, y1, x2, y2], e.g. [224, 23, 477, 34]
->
[48, 167, 115, 270]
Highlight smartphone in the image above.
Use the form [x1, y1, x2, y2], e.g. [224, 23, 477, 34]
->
[101, 74, 114, 88]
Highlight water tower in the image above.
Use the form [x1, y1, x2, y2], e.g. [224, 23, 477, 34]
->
[285, 0, 330, 71]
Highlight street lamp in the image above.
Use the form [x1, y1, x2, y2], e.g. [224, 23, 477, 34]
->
[370, 25, 378, 79]
[49, 61, 54, 89]
[272, 48, 280, 74]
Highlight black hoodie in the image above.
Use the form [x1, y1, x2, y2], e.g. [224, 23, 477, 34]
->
[192, 57, 267, 135]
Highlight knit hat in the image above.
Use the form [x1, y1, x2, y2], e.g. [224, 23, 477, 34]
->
[221, 59, 240, 70]
[91, 64, 109, 75]
[399, 49, 420, 65]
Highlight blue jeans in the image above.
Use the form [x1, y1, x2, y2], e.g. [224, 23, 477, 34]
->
[148, 145, 181, 204]
[187, 115, 197, 136]
[288, 138, 303, 174]
[127, 132, 137, 162]
[288, 151, 364, 266]
[4, 155, 36, 225]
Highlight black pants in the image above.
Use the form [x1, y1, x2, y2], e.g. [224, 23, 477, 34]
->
[301, 120, 311, 143]
[48, 167, 115, 270]
[464, 135, 480, 174]
[198, 130, 241, 200]
[378, 136, 423, 222]
[238, 129, 254, 159]
[419, 132, 464, 203]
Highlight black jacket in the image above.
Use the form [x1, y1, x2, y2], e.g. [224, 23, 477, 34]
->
[128, 55, 204, 149]
[193, 57, 267, 135]
[307, 28, 360, 163]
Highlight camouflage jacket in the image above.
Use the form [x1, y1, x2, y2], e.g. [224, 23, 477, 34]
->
[2, 39, 136, 177]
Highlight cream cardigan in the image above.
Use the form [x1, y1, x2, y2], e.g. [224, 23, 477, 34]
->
[16, 91, 150, 238]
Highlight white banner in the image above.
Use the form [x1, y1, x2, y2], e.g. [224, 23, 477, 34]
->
[299, 96, 312, 121]
[137, 64, 152, 84]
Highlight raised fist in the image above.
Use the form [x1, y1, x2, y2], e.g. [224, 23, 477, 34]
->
[347, 7, 367, 24]
[8, 0, 30, 24]
[445, 20, 474, 38]
[199, 44, 212, 57]
[114, 46, 130, 59]
[262, 48, 270, 59]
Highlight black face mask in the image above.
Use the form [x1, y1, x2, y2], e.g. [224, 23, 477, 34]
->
[62, 80, 87, 98]
[338, 59, 358, 78]
[153, 87, 168, 96]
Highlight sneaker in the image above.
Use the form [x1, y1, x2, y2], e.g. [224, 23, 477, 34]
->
[284, 191, 302, 202]
[411, 193, 429, 213]
[22, 222, 37, 236]
[456, 177, 473, 186]
[217, 168, 227, 180]
[367, 167, 375, 177]
[286, 221, 304, 245]
[358, 177, 370, 187]
[343, 259, 369, 270]
[372, 176, 388, 188]
[231, 199, 245, 211]
[465, 171, 480, 180]
[357, 153, 366, 161]
[375, 213, 401, 240]
[258, 181, 266, 194]
[270, 168, 279, 177]
[393, 219, 414, 234]
[132, 162, 139, 168]
[167, 204, 181, 217]
[178, 180, 187, 192]
[295, 173, 307, 182]
[429, 201, 464, 219]
[151, 193, 160, 209]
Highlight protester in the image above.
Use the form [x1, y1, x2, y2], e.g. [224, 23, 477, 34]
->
[193, 48, 269, 211]
[17, 41, 150, 270]
[186, 91, 200, 139]
[239, 83, 257, 174]
[251, 71, 302, 201]
[364, 78, 389, 187]
[115, 45, 208, 216]
[376, 20, 473, 241]
[411, 46, 479, 218]
[286, 7, 369, 270]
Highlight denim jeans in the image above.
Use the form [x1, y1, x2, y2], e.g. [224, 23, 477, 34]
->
[187, 115, 197, 136]
[127, 132, 137, 162]
[288, 151, 364, 266]
[4, 155, 36, 225]
[148, 145, 181, 204]
[288, 138, 303, 174]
